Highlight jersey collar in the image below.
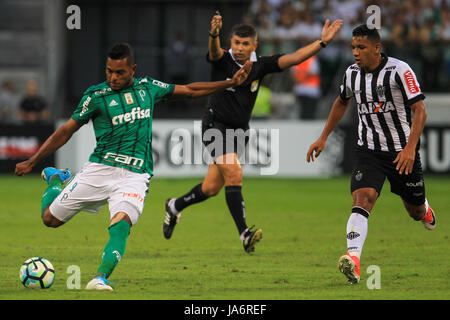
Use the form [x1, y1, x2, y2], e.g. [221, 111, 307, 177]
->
[108, 78, 135, 91]
[361, 53, 388, 76]
[229, 49, 257, 67]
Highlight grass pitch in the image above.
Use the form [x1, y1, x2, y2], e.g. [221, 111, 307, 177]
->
[0, 174, 448, 300]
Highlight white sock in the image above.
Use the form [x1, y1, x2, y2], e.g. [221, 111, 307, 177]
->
[240, 228, 249, 242]
[423, 198, 429, 219]
[169, 199, 179, 215]
[346, 206, 369, 259]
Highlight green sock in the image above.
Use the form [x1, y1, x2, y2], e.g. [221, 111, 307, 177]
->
[97, 220, 130, 279]
[41, 178, 63, 216]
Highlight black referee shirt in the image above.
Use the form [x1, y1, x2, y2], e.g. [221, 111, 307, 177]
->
[205, 50, 283, 128]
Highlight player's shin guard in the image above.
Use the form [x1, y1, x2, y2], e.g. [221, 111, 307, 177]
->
[173, 183, 209, 213]
[225, 186, 247, 235]
[40, 181, 63, 216]
[97, 220, 130, 279]
[346, 207, 369, 259]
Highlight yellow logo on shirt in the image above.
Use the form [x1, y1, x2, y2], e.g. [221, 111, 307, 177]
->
[124, 92, 134, 105]
[251, 80, 259, 92]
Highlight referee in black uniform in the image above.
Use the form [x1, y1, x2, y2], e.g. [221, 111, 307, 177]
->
[306, 25, 436, 284]
[162, 12, 343, 253]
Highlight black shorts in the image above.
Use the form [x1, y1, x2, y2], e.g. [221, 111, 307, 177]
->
[350, 147, 426, 205]
[201, 108, 249, 160]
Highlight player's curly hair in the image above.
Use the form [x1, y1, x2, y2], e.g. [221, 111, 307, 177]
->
[107, 42, 135, 65]
[352, 24, 381, 43]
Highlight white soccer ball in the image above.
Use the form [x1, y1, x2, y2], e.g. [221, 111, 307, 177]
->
[41, 170, 47, 181]
[19, 257, 55, 289]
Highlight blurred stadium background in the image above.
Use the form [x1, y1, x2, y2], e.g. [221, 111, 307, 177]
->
[0, 0, 449, 302]
[0, 0, 449, 177]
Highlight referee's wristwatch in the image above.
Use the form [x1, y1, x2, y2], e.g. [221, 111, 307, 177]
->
[209, 32, 219, 38]
[319, 39, 327, 48]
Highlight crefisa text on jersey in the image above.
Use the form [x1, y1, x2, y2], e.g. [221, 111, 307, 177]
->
[184, 304, 267, 317]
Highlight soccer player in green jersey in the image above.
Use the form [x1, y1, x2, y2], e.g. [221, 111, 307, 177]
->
[14, 43, 251, 291]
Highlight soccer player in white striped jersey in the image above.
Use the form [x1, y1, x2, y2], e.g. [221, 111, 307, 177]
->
[306, 25, 436, 284]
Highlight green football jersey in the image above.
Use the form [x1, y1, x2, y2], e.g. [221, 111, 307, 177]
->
[71, 77, 175, 175]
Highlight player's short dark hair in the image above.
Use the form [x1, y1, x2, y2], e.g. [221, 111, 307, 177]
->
[107, 42, 135, 65]
[352, 24, 381, 43]
[230, 24, 257, 41]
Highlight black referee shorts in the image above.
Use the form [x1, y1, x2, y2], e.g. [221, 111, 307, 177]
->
[201, 108, 249, 160]
[350, 148, 426, 205]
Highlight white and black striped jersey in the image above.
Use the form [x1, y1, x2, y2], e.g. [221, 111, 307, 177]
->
[340, 53, 425, 153]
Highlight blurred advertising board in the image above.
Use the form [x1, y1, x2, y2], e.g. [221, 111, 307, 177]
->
[0, 124, 55, 173]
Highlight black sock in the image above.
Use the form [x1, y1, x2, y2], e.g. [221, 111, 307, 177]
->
[225, 186, 247, 235]
[174, 183, 209, 212]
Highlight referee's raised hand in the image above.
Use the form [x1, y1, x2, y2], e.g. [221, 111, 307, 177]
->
[321, 19, 343, 45]
[210, 11, 222, 36]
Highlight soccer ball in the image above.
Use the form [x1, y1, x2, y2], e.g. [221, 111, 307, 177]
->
[19, 257, 55, 289]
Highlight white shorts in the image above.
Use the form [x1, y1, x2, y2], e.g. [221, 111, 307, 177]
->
[49, 162, 151, 226]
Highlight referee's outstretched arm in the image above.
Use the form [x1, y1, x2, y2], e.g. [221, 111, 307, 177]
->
[278, 19, 343, 70]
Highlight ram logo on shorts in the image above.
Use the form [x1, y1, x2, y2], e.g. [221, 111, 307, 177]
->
[104, 152, 144, 169]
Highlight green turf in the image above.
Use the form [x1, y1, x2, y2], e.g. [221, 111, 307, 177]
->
[0, 174, 448, 300]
